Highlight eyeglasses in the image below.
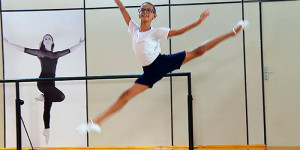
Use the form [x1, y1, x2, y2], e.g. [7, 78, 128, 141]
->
[138, 8, 154, 14]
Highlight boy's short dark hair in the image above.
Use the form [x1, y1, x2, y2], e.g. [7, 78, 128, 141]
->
[141, 2, 156, 14]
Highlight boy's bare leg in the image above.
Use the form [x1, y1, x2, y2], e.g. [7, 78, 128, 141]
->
[182, 25, 243, 65]
[93, 83, 149, 125]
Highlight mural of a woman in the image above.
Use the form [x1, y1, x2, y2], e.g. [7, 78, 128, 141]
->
[4, 34, 85, 144]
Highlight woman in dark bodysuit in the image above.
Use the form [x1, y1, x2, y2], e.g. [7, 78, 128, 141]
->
[4, 34, 84, 144]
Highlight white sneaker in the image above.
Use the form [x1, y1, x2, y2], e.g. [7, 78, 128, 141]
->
[233, 20, 249, 35]
[43, 128, 50, 145]
[235, 20, 249, 29]
[77, 119, 101, 134]
[35, 94, 45, 102]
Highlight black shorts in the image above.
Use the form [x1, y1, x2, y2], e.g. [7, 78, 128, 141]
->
[135, 51, 186, 88]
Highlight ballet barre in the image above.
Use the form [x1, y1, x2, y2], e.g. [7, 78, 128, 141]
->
[0, 72, 194, 150]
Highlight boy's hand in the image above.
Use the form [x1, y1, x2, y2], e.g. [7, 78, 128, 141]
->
[197, 9, 210, 24]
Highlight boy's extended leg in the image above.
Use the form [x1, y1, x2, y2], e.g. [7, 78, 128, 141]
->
[182, 23, 244, 65]
[93, 83, 149, 125]
[77, 83, 149, 134]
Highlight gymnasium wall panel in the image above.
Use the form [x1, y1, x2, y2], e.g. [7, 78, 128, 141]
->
[86, 7, 174, 146]
[262, 1, 300, 146]
[171, 3, 247, 145]
[244, 2, 265, 145]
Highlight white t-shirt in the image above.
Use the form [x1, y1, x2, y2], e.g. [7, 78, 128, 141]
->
[128, 20, 170, 66]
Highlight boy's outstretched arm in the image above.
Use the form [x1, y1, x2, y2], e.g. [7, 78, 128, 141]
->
[115, 0, 131, 26]
[168, 9, 210, 38]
